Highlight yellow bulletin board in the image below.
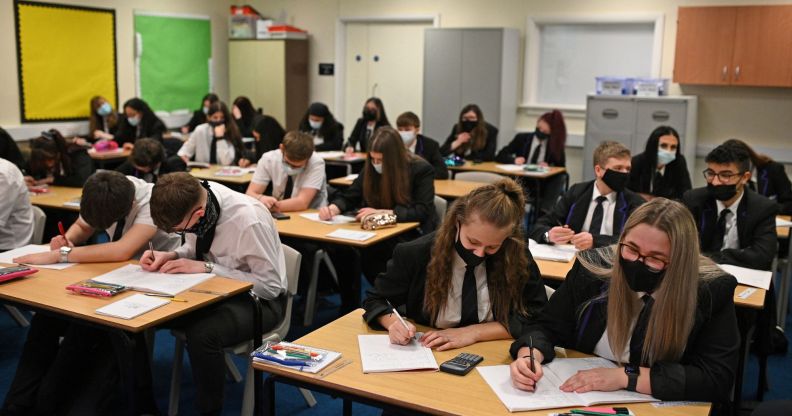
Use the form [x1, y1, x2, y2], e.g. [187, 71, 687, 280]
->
[15, 1, 117, 122]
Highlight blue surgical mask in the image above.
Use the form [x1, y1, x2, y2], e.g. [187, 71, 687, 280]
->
[128, 116, 140, 127]
[202, 106, 209, 115]
[282, 161, 304, 176]
[399, 130, 416, 145]
[309, 120, 322, 130]
[97, 102, 112, 117]
[657, 149, 676, 166]
[372, 162, 383, 174]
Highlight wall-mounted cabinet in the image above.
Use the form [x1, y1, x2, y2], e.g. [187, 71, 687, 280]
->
[674, 5, 792, 87]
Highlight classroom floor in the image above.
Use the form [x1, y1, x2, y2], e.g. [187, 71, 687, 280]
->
[1, 279, 791, 415]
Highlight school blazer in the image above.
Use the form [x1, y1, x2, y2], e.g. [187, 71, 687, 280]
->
[495, 132, 566, 167]
[330, 157, 437, 234]
[529, 180, 646, 247]
[628, 152, 692, 200]
[753, 161, 792, 215]
[300, 122, 344, 151]
[114, 116, 167, 147]
[346, 118, 389, 152]
[682, 187, 778, 270]
[413, 134, 449, 180]
[253, 115, 286, 159]
[28, 148, 94, 188]
[510, 260, 740, 404]
[185, 109, 207, 133]
[440, 123, 498, 162]
[362, 231, 548, 331]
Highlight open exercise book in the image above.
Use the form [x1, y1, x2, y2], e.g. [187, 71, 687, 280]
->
[90, 264, 214, 296]
[528, 239, 578, 262]
[0, 244, 75, 270]
[358, 335, 438, 373]
[477, 357, 658, 412]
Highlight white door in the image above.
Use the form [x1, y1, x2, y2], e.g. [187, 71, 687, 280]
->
[343, 22, 428, 137]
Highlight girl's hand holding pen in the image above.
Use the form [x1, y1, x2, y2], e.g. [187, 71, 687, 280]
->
[510, 346, 545, 392]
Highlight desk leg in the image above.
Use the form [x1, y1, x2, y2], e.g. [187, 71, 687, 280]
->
[109, 329, 140, 416]
[343, 399, 352, 416]
[261, 374, 276, 416]
[252, 293, 264, 416]
[735, 309, 757, 413]
[779, 238, 792, 328]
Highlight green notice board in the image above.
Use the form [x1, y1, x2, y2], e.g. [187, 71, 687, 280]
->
[134, 13, 211, 111]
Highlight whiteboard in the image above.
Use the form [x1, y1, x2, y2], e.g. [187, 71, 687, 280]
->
[537, 22, 654, 106]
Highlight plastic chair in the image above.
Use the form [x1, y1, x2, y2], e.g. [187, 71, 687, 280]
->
[168, 245, 316, 415]
[5, 206, 47, 327]
[434, 195, 447, 222]
[454, 171, 505, 184]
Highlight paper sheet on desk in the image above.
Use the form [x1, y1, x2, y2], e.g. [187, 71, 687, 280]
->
[496, 164, 525, 172]
[95, 293, 169, 320]
[717, 264, 772, 290]
[777, 218, 792, 227]
[326, 229, 375, 242]
[358, 335, 438, 373]
[317, 151, 345, 159]
[300, 213, 356, 225]
[0, 244, 76, 270]
[344, 174, 359, 180]
[91, 264, 214, 296]
[528, 239, 577, 262]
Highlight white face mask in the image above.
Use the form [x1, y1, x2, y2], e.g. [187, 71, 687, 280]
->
[282, 161, 304, 176]
[309, 120, 322, 130]
[372, 162, 383, 174]
[657, 149, 676, 166]
[399, 130, 416, 146]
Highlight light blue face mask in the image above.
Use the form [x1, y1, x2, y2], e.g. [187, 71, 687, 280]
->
[282, 161, 304, 176]
[657, 149, 676, 166]
[309, 120, 322, 130]
[372, 162, 383, 174]
[202, 106, 209, 115]
[97, 102, 112, 117]
[128, 115, 140, 127]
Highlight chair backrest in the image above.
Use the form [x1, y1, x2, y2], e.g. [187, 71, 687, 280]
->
[455, 171, 505, 184]
[544, 285, 556, 300]
[29, 206, 46, 245]
[434, 195, 447, 223]
[264, 244, 301, 342]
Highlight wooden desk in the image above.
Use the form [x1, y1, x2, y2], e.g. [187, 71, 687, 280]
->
[253, 309, 710, 416]
[318, 152, 367, 176]
[328, 177, 485, 199]
[275, 210, 419, 248]
[188, 164, 254, 186]
[777, 215, 791, 238]
[449, 162, 566, 179]
[29, 185, 82, 212]
[0, 261, 252, 332]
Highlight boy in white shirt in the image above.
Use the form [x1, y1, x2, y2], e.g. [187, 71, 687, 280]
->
[0, 158, 33, 251]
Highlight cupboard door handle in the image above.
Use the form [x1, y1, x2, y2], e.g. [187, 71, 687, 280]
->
[735, 65, 741, 80]
[652, 111, 670, 122]
[602, 109, 619, 119]
[722, 66, 728, 80]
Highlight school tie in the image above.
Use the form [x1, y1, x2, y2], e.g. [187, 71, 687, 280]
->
[459, 264, 479, 327]
[111, 217, 126, 242]
[529, 141, 543, 164]
[713, 209, 732, 251]
[588, 196, 608, 235]
[652, 170, 663, 193]
[283, 175, 294, 200]
[209, 136, 219, 164]
[630, 294, 654, 366]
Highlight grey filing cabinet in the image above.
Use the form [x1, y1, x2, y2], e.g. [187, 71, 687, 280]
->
[422, 28, 520, 150]
[583, 95, 698, 181]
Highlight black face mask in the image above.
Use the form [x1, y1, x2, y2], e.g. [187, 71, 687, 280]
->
[460, 120, 477, 133]
[454, 225, 486, 268]
[707, 183, 738, 201]
[363, 109, 377, 121]
[208, 120, 224, 128]
[602, 169, 629, 193]
[534, 129, 550, 140]
[620, 256, 665, 294]
[185, 187, 220, 238]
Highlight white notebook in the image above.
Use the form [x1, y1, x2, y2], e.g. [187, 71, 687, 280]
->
[326, 229, 375, 242]
[717, 264, 772, 290]
[528, 239, 577, 262]
[91, 264, 214, 296]
[0, 244, 76, 270]
[300, 213, 356, 225]
[357, 335, 438, 373]
[477, 357, 658, 412]
[95, 294, 170, 320]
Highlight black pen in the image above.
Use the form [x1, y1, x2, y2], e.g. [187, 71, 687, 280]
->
[529, 336, 535, 373]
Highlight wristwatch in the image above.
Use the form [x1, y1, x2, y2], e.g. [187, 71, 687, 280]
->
[204, 262, 214, 273]
[543, 231, 550, 244]
[624, 364, 640, 392]
[59, 246, 72, 263]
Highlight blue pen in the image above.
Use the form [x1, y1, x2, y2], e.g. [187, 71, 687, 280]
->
[256, 354, 314, 368]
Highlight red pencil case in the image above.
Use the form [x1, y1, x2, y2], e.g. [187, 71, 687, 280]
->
[0, 265, 38, 283]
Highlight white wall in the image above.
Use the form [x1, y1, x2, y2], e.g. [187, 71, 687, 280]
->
[248, 0, 792, 184]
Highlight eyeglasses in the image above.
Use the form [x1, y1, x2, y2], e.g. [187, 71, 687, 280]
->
[619, 243, 668, 273]
[702, 169, 744, 183]
[172, 206, 202, 236]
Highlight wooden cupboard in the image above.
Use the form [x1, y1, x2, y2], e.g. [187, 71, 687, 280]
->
[674, 5, 792, 87]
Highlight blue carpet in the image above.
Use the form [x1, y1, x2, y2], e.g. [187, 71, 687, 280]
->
[2, 279, 791, 415]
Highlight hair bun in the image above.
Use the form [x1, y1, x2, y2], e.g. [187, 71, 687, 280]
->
[493, 178, 524, 204]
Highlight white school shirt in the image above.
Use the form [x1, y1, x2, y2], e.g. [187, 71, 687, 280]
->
[582, 184, 617, 236]
[79, 176, 180, 258]
[251, 150, 328, 209]
[174, 181, 287, 300]
[434, 251, 494, 329]
[593, 292, 653, 363]
[0, 159, 33, 250]
[716, 190, 744, 250]
[177, 123, 238, 166]
[526, 137, 547, 164]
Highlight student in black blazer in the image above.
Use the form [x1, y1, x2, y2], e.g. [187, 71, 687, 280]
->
[725, 139, 792, 215]
[114, 98, 168, 150]
[115, 138, 177, 183]
[345, 97, 390, 153]
[87, 95, 119, 142]
[363, 179, 547, 348]
[682, 142, 778, 271]
[298, 102, 344, 151]
[395, 111, 448, 179]
[320, 127, 436, 312]
[496, 110, 566, 167]
[530, 141, 645, 250]
[25, 130, 93, 188]
[231, 96, 263, 138]
[628, 126, 692, 201]
[0, 127, 25, 171]
[511, 199, 739, 414]
[440, 104, 498, 162]
[181, 93, 219, 134]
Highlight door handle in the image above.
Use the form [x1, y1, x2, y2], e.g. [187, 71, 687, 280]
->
[721, 65, 728, 81]
[735, 65, 741, 80]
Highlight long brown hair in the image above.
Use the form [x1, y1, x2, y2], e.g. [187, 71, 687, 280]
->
[723, 138, 773, 169]
[363, 127, 413, 208]
[29, 129, 73, 177]
[88, 96, 117, 135]
[578, 198, 723, 366]
[424, 178, 531, 329]
[454, 104, 487, 153]
[208, 101, 245, 156]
